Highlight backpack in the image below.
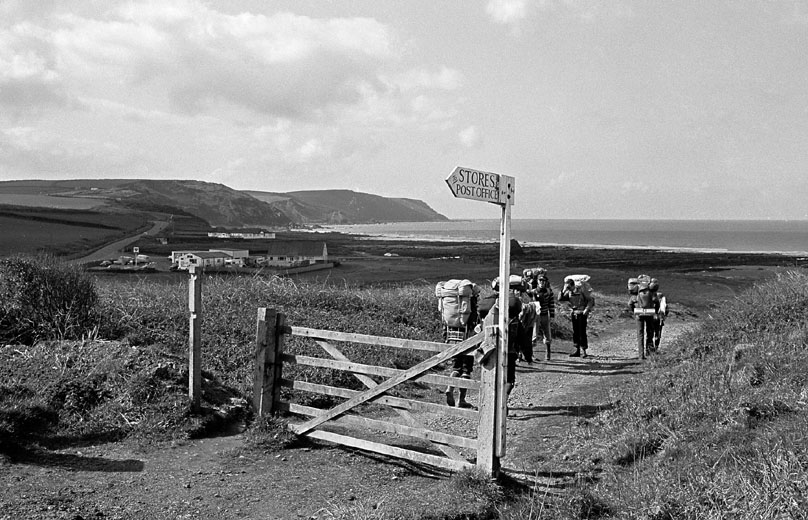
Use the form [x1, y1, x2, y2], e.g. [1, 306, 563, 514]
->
[632, 274, 660, 312]
[435, 279, 480, 328]
[491, 274, 526, 293]
[564, 274, 593, 297]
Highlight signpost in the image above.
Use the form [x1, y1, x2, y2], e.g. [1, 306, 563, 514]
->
[445, 166, 514, 205]
[445, 166, 515, 474]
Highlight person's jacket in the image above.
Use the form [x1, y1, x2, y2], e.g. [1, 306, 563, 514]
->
[533, 287, 556, 318]
[559, 286, 594, 314]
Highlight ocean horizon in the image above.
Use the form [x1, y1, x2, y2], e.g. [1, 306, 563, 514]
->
[323, 219, 808, 257]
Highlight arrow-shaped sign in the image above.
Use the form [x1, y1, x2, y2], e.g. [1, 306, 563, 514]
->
[446, 167, 514, 206]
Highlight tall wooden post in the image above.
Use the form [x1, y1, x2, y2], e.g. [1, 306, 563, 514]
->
[495, 177, 514, 458]
[188, 265, 202, 411]
[445, 167, 515, 476]
[254, 308, 285, 415]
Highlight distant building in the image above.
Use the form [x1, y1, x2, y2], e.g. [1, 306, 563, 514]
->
[209, 249, 249, 266]
[174, 251, 232, 270]
[207, 231, 276, 239]
[259, 241, 328, 267]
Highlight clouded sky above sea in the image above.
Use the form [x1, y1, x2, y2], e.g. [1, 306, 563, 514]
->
[2, 0, 807, 220]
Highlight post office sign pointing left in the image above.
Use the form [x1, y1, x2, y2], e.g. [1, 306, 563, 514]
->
[446, 166, 514, 206]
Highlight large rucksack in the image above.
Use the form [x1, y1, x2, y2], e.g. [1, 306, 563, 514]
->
[491, 274, 526, 293]
[435, 279, 480, 328]
[564, 274, 593, 297]
[629, 274, 660, 314]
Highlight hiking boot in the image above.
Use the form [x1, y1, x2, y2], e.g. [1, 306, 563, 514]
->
[581, 350, 588, 359]
[445, 390, 455, 407]
[457, 401, 474, 409]
[569, 350, 580, 357]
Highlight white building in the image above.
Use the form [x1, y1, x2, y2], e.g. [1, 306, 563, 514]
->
[173, 251, 231, 270]
[260, 241, 328, 267]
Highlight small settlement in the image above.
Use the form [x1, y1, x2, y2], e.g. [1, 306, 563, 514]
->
[170, 241, 329, 271]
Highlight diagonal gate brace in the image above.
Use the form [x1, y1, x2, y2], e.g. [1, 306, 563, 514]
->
[290, 331, 483, 436]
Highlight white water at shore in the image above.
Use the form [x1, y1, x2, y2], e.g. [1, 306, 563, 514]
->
[319, 219, 808, 257]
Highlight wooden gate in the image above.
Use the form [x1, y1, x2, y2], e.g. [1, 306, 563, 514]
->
[253, 308, 500, 474]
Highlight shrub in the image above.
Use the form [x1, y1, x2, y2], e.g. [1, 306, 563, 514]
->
[0, 255, 99, 344]
[569, 269, 808, 518]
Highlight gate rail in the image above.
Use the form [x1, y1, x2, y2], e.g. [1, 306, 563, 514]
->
[253, 308, 499, 474]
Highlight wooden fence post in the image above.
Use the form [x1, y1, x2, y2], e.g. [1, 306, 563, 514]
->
[476, 337, 500, 476]
[188, 265, 202, 411]
[254, 308, 285, 416]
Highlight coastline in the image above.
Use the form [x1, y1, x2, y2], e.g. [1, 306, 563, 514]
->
[314, 225, 808, 258]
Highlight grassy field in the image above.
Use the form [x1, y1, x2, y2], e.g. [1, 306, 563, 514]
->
[0, 207, 150, 257]
[1, 244, 806, 518]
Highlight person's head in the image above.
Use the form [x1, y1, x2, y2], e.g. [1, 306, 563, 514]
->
[538, 275, 549, 286]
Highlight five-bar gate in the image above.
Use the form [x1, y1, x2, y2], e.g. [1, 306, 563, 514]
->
[253, 308, 501, 474]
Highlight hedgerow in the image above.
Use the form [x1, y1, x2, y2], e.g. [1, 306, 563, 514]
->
[0, 255, 98, 344]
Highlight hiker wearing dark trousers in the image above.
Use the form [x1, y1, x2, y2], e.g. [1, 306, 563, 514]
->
[477, 293, 525, 402]
[517, 298, 537, 364]
[653, 291, 668, 349]
[628, 281, 659, 357]
[559, 279, 595, 358]
[529, 275, 555, 360]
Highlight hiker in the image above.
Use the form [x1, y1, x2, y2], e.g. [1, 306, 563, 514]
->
[529, 274, 555, 360]
[628, 275, 661, 357]
[653, 290, 669, 349]
[478, 292, 528, 399]
[517, 297, 537, 364]
[558, 275, 595, 358]
[435, 279, 480, 408]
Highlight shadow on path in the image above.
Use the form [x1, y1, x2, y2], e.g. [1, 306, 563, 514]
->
[2, 444, 144, 472]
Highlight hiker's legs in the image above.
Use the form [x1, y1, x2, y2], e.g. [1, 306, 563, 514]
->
[506, 352, 517, 401]
[539, 314, 552, 360]
[445, 356, 466, 406]
[643, 317, 655, 352]
[457, 356, 474, 407]
[570, 313, 583, 355]
[572, 313, 588, 356]
[653, 319, 663, 349]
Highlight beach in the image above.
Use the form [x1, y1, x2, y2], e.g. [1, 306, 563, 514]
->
[294, 231, 802, 313]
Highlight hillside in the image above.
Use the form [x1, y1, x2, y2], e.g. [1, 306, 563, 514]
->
[0, 180, 448, 229]
[247, 189, 449, 224]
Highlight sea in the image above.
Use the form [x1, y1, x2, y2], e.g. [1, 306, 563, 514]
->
[322, 219, 808, 257]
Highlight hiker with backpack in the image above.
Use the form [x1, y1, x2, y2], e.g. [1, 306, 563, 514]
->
[493, 274, 534, 363]
[528, 274, 556, 360]
[435, 279, 480, 408]
[653, 290, 669, 349]
[558, 275, 595, 358]
[628, 274, 660, 359]
[477, 291, 530, 401]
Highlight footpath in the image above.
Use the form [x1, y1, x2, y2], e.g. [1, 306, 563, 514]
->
[0, 319, 691, 519]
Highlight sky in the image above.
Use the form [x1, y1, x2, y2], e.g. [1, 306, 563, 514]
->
[1, 0, 807, 220]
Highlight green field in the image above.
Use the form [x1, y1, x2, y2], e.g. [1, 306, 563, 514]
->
[0, 208, 149, 257]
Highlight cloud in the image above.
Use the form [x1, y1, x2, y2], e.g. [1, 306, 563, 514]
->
[0, 23, 70, 112]
[458, 125, 482, 148]
[486, 0, 529, 25]
[0, 126, 132, 176]
[621, 180, 650, 193]
[0, 1, 408, 120]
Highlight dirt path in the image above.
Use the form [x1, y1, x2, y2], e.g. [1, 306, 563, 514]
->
[0, 318, 694, 519]
[501, 318, 693, 486]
